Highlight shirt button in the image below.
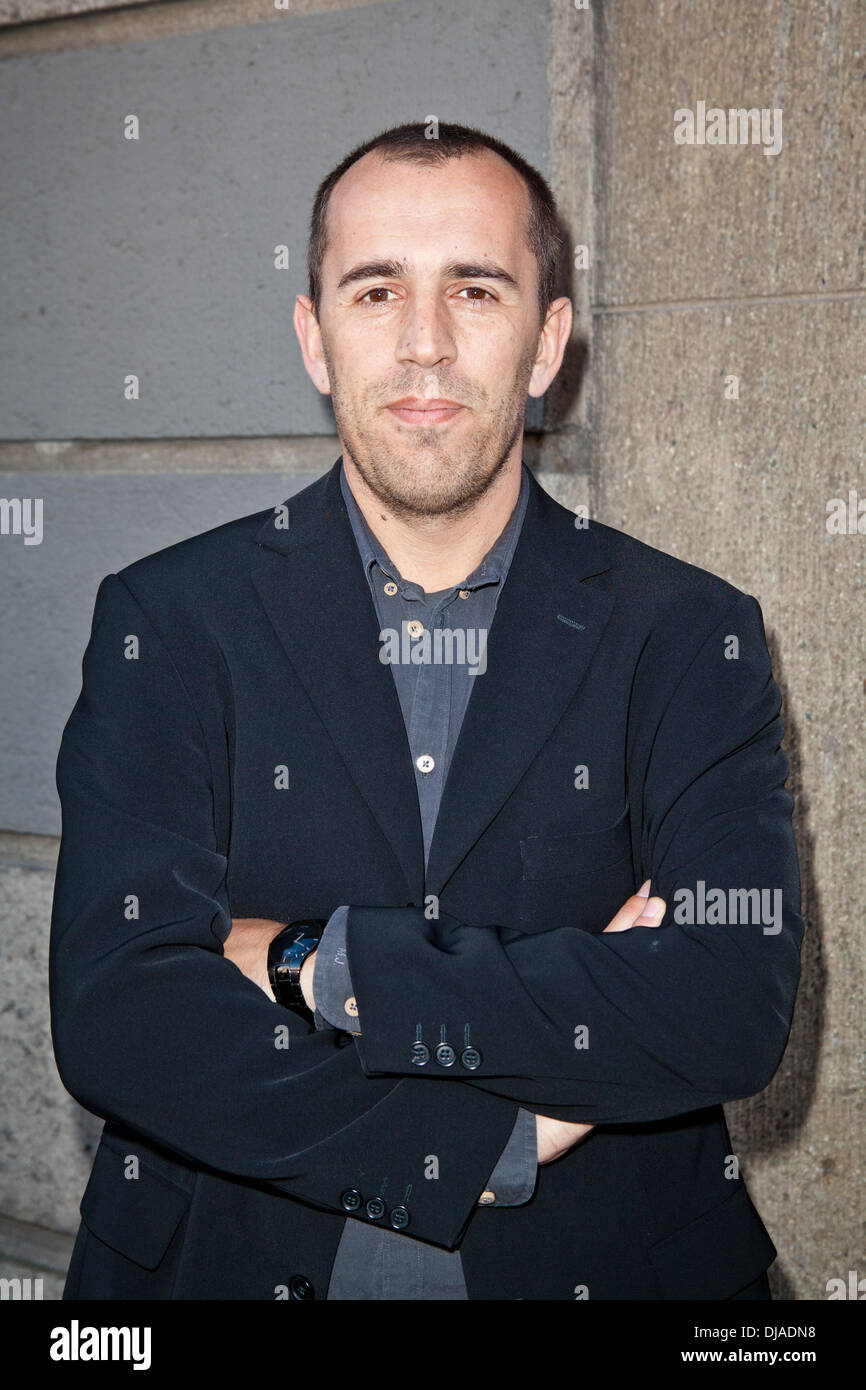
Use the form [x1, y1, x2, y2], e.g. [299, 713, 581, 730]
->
[384, 581, 398, 595]
[344, 996, 359, 1017]
[407, 619, 424, 637]
[458, 589, 470, 599]
[478, 1190, 496, 1205]
[416, 754, 435, 773]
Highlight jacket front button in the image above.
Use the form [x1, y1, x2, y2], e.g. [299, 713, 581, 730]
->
[289, 1274, 315, 1299]
[340, 1188, 362, 1212]
[461, 1047, 482, 1070]
[435, 1042, 455, 1067]
[365, 1196, 386, 1220]
[389, 1205, 410, 1230]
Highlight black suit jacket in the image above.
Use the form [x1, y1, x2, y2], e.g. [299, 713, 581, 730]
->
[50, 459, 803, 1300]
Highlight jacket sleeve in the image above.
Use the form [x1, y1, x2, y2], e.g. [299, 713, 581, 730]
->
[346, 592, 805, 1125]
[49, 573, 520, 1250]
[313, 909, 537, 1204]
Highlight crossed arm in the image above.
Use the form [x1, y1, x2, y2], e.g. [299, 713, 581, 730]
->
[224, 593, 803, 1134]
[223, 882, 668, 1166]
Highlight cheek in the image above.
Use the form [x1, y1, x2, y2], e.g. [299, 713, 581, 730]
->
[330, 363, 387, 410]
[459, 327, 532, 384]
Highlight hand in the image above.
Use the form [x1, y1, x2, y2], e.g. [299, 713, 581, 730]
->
[535, 1113, 596, 1164]
[222, 917, 287, 1000]
[534, 880, 667, 1164]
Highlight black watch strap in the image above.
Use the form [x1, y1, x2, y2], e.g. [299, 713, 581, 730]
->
[267, 920, 326, 1018]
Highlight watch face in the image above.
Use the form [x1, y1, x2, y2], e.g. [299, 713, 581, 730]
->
[279, 937, 318, 966]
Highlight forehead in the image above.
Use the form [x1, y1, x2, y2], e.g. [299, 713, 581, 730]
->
[324, 148, 531, 263]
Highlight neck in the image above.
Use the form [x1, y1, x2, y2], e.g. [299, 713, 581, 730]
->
[341, 452, 523, 592]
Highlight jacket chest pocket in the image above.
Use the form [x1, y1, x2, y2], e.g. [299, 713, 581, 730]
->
[516, 802, 634, 933]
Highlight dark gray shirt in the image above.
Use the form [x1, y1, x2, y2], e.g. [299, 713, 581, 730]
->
[313, 461, 537, 1299]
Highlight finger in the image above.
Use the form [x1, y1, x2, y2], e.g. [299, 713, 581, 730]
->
[602, 887, 655, 933]
[632, 896, 667, 927]
[602, 890, 666, 933]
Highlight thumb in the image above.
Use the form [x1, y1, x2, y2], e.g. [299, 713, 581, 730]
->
[602, 881, 666, 933]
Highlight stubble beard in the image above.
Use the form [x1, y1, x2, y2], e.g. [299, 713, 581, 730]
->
[322, 339, 537, 521]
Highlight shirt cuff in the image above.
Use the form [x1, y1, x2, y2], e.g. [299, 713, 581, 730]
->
[480, 1106, 538, 1207]
[312, 905, 360, 1033]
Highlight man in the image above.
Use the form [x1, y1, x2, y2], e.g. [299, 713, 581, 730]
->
[50, 122, 803, 1301]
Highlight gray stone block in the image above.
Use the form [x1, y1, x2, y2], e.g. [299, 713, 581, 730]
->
[0, 468, 326, 834]
[0, 0, 548, 438]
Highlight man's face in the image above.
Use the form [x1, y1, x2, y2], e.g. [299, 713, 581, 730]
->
[298, 149, 553, 520]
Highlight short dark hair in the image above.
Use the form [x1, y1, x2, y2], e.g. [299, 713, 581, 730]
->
[306, 121, 564, 325]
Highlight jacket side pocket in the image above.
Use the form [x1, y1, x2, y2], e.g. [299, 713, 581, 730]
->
[80, 1137, 192, 1271]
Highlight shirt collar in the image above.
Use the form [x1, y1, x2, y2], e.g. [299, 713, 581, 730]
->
[339, 459, 530, 598]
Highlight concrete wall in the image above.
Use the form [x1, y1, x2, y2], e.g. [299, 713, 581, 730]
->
[0, 0, 862, 1300]
[586, 0, 865, 1302]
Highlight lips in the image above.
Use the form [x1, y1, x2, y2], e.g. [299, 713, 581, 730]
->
[386, 398, 465, 426]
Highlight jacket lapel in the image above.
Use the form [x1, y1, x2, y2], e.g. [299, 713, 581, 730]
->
[423, 471, 614, 895]
[250, 460, 426, 901]
[250, 458, 614, 903]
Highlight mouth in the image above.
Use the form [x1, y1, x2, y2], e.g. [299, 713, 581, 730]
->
[385, 398, 465, 427]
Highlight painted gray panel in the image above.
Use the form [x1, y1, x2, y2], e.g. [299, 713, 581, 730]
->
[0, 470, 327, 834]
[0, 0, 549, 439]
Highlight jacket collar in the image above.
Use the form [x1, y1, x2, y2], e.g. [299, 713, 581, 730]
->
[251, 457, 613, 900]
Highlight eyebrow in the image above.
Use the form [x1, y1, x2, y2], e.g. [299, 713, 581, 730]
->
[335, 259, 521, 293]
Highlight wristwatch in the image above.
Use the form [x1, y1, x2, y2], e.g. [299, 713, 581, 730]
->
[267, 920, 326, 1019]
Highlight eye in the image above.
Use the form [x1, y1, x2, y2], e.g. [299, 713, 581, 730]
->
[457, 286, 495, 302]
[358, 287, 397, 305]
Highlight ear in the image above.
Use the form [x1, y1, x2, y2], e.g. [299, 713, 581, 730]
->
[528, 297, 573, 399]
[294, 295, 332, 396]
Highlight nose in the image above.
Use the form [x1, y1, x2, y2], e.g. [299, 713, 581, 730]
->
[396, 291, 457, 369]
